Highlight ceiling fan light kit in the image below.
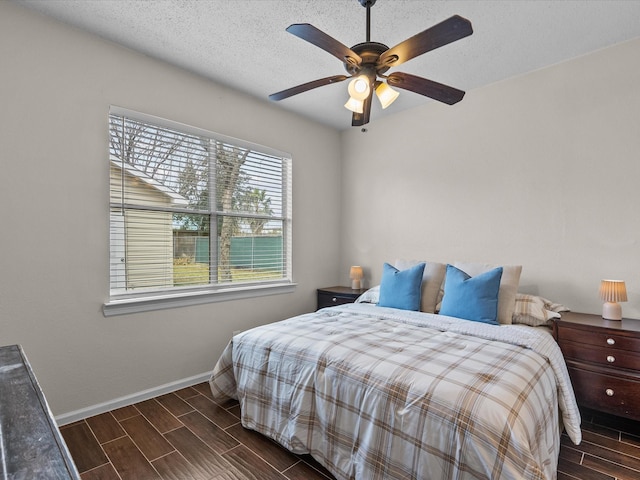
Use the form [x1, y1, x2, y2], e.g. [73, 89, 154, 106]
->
[269, 0, 473, 126]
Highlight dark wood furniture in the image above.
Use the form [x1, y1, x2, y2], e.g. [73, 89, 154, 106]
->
[317, 285, 367, 310]
[555, 312, 640, 421]
[0, 344, 80, 479]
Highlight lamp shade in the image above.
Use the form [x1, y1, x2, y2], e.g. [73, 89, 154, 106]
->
[599, 279, 627, 320]
[599, 279, 627, 302]
[350, 266, 364, 290]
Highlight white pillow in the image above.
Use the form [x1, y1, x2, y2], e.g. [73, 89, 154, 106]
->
[395, 259, 447, 314]
[453, 262, 522, 325]
[355, 285, 379, 304]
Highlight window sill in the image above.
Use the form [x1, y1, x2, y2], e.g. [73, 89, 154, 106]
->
[103, 282, 297, 317]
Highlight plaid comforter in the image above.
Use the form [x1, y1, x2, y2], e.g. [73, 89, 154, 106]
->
[210, 303, 581, 480]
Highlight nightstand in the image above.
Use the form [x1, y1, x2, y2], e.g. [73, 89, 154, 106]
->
[317, 286, 367, 310]
[555, 311, 640, 420]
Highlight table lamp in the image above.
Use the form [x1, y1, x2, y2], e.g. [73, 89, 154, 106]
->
[350, 266, 364, 290]
[599, 279, 627, 320]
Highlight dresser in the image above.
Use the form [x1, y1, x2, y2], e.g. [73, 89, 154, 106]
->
[555, 312, 640, 420]
[0, 344, 80, 479]
[317, 286, 367, 310]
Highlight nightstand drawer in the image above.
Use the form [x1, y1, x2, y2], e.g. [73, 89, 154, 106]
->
[557, 324, 640, 352]
[559, 339, 640, 371]
[317, 292, 357, 309]
[316, 286, 366, 310]
[566, 363, 640, 420]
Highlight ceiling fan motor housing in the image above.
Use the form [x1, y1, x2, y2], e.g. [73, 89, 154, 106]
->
[344, 42, 390, 77]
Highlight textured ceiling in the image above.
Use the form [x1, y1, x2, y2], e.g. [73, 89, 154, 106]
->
[15, 0, 640, 130]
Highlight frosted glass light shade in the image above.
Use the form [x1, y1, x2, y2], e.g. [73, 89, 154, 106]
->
[375, 82, 400, 109]
[344, 97, 364, 113]
[348, 76, 370, 100]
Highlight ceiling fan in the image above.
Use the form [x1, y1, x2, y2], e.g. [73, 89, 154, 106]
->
[269, 0, 473, 127]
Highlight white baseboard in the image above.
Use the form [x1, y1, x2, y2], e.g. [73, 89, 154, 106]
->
[55, 371, 212, 426]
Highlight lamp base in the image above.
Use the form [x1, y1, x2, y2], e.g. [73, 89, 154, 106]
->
[351, 279, 361, 290]
[602, 302, 622, 321]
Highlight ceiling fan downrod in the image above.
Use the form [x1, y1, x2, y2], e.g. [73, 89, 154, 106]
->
[358, 0, 376, 43]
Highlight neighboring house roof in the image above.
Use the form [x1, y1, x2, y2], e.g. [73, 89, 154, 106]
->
[110, 157, 189, 206]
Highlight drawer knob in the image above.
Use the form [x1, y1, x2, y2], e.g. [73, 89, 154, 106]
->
[607, 338, 615, 345]
[332, 297, 337, 302]
[605, 388, 614, 397]
[607, 355, 615, 363]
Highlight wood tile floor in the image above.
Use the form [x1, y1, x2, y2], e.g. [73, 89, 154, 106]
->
[558, 408, 640, 480]
[61, 382, 640, 480]
[60, 382, 334, 480]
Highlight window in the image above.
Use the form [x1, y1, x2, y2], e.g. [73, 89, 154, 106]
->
[105, 107, 293, 315]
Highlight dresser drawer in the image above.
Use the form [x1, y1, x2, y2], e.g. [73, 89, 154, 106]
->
[559, 339, 640, 371]
[566, 363, 640, 420]
[557, 324, 640, 352]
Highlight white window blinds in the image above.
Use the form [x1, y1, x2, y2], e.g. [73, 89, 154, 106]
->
[108, 108, 292, 300]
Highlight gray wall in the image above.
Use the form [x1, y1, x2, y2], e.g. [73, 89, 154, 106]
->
[0, 2, 342, 415]
[339, 35, 640, 318]
[3, 1, 640, 417]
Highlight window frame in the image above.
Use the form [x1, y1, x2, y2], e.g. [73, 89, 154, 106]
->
[104, 106, 294, 317]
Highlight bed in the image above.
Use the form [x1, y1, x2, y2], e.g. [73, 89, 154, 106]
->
[209, 301, 581, 480]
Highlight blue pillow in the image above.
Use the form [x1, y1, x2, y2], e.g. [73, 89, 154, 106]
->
[439, 265, 503, 325]
[378, 262, 426, 311]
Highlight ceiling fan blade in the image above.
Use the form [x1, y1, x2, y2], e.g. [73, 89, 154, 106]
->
[387, 72, 465, 105]
[378, 15, 472, 69]
[269, 75, 348, 101]
[351, 92, 372, 127]
[286, 24, 362, 67]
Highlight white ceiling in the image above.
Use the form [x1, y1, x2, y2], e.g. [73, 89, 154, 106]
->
[15, 0, 640, 130]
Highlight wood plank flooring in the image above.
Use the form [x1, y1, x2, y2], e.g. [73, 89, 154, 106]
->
[60, 382, 334, 480]
[61, 382, 640, 480]
[559, 408, 640, 480]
